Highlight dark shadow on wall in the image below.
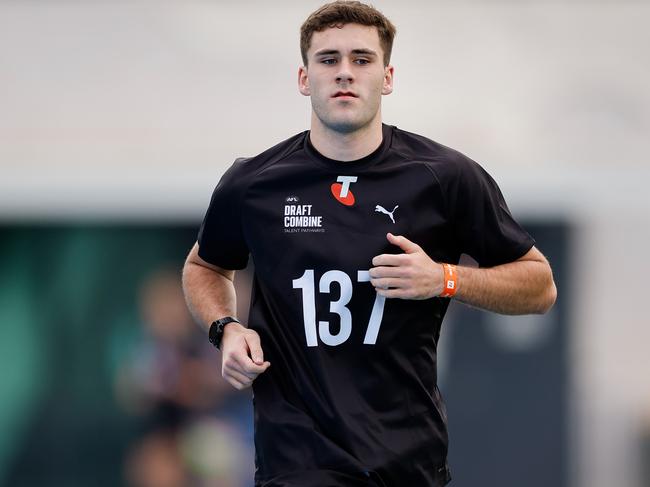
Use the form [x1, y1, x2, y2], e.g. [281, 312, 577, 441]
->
[441, 222, 569, 487]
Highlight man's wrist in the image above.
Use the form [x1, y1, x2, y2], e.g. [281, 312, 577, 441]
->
[438, 263, 458, 298]
[208, 316, 240, 349]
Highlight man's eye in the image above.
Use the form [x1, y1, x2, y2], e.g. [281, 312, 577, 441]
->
[321, 59, 337, 65]
[355, 59, 370, 65]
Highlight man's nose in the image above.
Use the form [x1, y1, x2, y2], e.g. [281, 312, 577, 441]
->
[336, 59, 353, 83]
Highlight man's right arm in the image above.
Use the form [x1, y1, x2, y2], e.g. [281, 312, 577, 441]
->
[182, 242, 270, 390]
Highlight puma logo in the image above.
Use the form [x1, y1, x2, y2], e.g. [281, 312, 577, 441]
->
[375, 205, 399, 223]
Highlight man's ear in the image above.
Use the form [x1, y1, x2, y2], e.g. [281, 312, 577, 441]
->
[381, 65, 394, 95]
[298, 66, 310, 96]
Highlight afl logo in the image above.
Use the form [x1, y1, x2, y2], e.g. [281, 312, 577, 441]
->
[331, 176, 358, 206]
[285, 195, 299, 202]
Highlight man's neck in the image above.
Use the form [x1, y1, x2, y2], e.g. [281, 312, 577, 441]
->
[309, 116, 383, 162]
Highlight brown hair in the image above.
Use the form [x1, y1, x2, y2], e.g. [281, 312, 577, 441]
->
[300, 1, 396, 66]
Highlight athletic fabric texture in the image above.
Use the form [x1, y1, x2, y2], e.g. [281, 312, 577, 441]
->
[197, 124, 535, 486]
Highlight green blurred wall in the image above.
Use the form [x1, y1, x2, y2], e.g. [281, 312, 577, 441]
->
[0, 224, 197, 487]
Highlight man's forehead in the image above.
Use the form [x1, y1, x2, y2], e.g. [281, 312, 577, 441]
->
[308, 23, 382, 55]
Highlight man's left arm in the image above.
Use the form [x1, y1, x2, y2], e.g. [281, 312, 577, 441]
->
[370, 233, 557, 315]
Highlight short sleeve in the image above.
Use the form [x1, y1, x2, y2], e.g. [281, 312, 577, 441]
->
[197, 159, 250, 270]
[446, 155, 535, 267]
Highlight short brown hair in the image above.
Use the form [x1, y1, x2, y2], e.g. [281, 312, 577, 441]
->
[300, 1, 396, 66]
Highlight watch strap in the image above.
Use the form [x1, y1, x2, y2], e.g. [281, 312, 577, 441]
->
[208, 316, 240, 349]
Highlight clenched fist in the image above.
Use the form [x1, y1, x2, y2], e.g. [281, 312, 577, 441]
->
[220, 322, 270, 390]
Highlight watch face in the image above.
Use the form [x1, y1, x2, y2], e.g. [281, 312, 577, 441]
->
[209, 317, 238, 348]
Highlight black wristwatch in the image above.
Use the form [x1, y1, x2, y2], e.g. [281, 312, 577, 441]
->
[208, 316, 240, 350]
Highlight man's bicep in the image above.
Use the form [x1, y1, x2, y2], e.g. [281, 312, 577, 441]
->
[185, 242, 235, 282]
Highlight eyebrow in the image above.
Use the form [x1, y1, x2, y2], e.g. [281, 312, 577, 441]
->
[314, 48, 378, 57]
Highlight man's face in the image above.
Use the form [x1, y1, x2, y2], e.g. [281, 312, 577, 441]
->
[298, 23, 394, 134]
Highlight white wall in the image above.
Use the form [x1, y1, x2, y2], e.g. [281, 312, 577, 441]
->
[1, 1, 649, 486]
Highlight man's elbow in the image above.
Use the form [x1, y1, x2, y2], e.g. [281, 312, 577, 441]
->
[533, 268, 557, 314]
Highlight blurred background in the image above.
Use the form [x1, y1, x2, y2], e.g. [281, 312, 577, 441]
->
[1, 0, 648, 486]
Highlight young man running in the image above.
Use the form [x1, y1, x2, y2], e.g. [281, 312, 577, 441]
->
[183, 2, 557, 486]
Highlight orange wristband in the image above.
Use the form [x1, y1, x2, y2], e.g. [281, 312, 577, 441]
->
[439, 263, 458, 298]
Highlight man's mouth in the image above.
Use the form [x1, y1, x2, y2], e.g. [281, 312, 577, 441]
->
[332, 91, 358, 98]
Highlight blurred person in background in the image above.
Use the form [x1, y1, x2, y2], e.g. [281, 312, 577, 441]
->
[123, 417, 246, 487]
[114, 267, 229, 419]
[183, 1, 556, 486]
[114, 267, 253, 486]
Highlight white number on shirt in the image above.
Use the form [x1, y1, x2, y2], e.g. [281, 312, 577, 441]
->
[292, 269, 386, 347]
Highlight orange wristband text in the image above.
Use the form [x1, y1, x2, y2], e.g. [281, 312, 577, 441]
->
[439, 263, 458, 298]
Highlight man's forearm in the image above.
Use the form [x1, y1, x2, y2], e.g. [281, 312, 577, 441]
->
[182, 261, 237, 331]
[371, 236, 557, 315]
[454, 258, 556, 315]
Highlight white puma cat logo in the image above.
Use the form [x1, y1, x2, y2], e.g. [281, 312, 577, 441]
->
[375, 205, 399, 223]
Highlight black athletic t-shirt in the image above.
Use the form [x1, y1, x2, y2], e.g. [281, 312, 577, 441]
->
[197, 124, 535, 487]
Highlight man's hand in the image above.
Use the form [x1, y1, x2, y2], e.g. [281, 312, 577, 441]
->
[220, 322, 271, 390]
[369, 233, 443, 300]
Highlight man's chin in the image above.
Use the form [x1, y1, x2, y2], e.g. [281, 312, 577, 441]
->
[316, 116, 373, 135]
